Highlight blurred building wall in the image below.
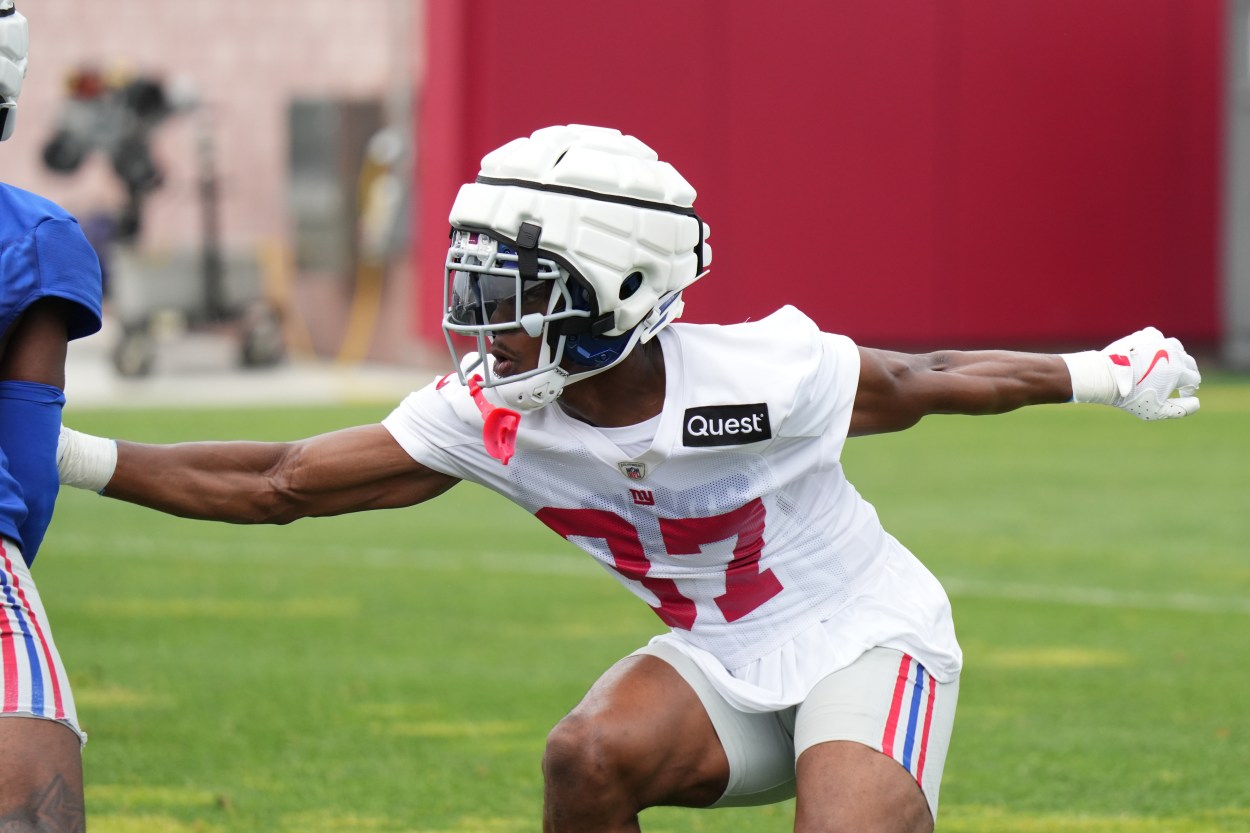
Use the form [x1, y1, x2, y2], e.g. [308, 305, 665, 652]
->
[417, 0, 1224, 353]
[1226, 0, 1250, 369]
[0, 0, 426, 362]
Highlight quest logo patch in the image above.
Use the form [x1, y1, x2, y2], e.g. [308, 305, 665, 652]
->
[682, 403, 772, 447]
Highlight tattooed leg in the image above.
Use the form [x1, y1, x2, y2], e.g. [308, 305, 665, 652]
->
[0, 719, 85, 833]
[0, 775, 85, 833]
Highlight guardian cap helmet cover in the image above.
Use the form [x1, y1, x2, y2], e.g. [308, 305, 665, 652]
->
[443, 125, 711, 411]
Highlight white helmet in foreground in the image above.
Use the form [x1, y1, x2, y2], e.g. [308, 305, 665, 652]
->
[443, 125, 711, 411]
[0, 1, 28, 142]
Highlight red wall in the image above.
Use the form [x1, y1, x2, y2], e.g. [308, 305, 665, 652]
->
[417, 0, 1222, 351]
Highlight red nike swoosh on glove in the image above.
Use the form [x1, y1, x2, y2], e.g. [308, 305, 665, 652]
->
[1136, 349, 1170, 385]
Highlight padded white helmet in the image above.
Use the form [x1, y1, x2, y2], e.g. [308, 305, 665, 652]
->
[0, 1, 28, 142]
[443, 125, 711, 411]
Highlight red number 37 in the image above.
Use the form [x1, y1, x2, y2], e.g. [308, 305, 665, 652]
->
[535, 498, 783, 630]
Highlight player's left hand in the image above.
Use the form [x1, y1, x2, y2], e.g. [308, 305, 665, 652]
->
[1100, 327, 1201, 420]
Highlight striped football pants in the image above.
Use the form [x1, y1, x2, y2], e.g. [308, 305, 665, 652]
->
[0, 537, 83, 744]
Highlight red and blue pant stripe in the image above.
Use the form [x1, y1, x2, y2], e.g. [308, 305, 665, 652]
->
[0, 539, 66, 721]
[882, 653, 937, 787]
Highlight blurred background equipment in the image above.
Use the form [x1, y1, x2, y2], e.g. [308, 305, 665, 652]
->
[284, 97, 414, 365]
[340, 126, 408, 364]
[41, 67, 181, 240]
[286, 98, 411, 364]
[288, 98, 383, 278]
[41, 67, 284, 376]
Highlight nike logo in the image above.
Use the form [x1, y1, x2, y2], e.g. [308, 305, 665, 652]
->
[1136, 349, 1169, 385]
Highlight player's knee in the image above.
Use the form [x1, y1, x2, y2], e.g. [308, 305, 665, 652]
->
[542, 712, 634, 801]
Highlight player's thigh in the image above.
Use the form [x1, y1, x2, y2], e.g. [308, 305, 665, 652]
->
[793, 646, 959, 832]
[630, 640, 797, 809]
[0, 715, 84, 823]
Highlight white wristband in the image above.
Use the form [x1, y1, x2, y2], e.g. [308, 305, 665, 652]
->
[1060, 351, 1119, 405]
[57, 426, 118, 493]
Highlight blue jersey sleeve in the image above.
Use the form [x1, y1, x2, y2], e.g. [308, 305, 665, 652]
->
[31, 217, 104, 341]
[0, 184, 103, 340]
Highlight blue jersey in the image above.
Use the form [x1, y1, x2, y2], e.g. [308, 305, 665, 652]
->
[0, 183, 103, 557]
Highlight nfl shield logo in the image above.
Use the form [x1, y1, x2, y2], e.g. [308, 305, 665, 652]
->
[618, 461, 647, 480]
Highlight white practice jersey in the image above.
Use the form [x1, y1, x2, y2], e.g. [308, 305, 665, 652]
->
[383, 306, 961, 711]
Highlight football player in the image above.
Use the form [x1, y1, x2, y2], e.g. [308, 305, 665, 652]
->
[0, 3, 104, 830]
[58, 125, 1199, 833]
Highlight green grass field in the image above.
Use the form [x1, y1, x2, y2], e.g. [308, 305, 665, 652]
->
[37, 377, 1250, 832]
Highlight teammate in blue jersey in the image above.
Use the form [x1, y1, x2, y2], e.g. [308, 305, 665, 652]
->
[57, 125, 1199, 833]
[0, 4, 102, 830]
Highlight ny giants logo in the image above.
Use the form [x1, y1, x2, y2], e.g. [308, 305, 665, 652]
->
[629, 489, 655, 506]
[682, 403, 771, 448]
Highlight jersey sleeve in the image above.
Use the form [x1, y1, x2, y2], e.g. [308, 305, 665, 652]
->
[31, 217, 104, 340]
[381, 378, 487, 481]
[776, 330, 860, 453]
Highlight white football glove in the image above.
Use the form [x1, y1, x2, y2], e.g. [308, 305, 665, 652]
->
[1062, 327, 1201, 420]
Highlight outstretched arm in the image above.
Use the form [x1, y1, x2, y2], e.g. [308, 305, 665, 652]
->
[851, 348, 1071, 435]
[850, 326, 1201, 436]
[59, 424, 460, 524]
